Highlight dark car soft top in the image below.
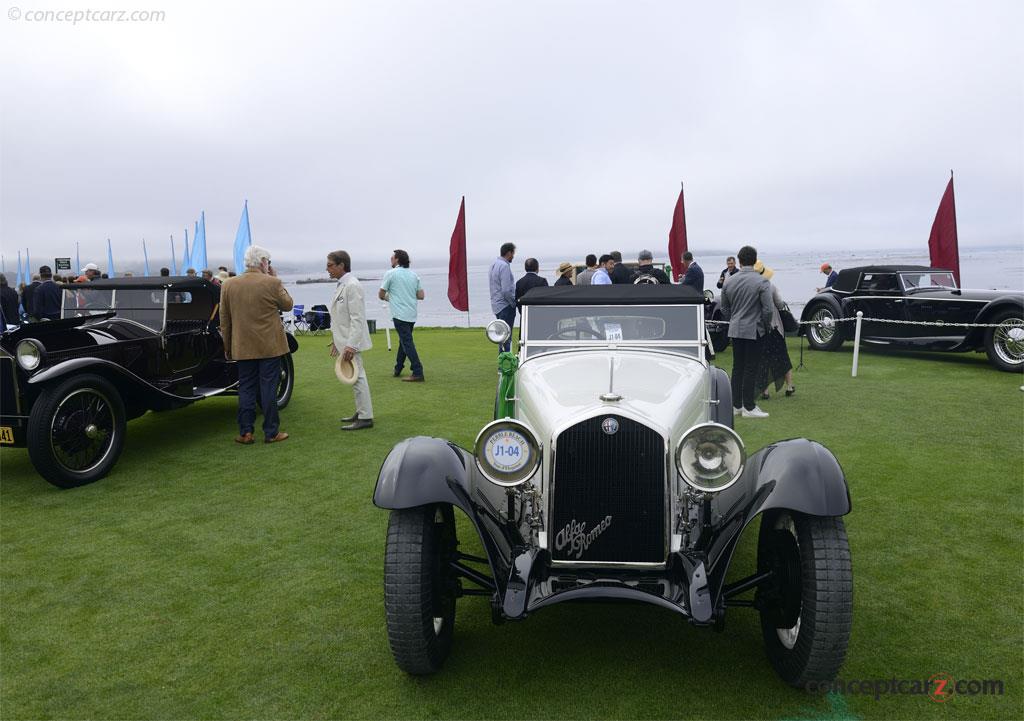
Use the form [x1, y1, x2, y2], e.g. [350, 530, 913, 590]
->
[520, 284, 703, 306]
[63, 276, 217, 291]
[831, 265, 949, 293]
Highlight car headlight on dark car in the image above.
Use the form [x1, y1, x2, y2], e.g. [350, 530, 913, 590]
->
[675, 423, 745, 493]
[16, 339, 44, 371]
[473, 419, 542, 487]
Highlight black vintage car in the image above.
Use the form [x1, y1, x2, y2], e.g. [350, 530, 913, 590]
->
[800, 265, 1024, 372]
[0, 277, 297, 488]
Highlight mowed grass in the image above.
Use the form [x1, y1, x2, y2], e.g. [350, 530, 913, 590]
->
[1, 330, 1022, 720]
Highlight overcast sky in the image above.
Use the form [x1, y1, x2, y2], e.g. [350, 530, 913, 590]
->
[1, 0, 1021, 269]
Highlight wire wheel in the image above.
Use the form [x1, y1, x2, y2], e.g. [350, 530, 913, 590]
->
[28, 373, 126, 488]
[986, 311, 1024, 372]
[806, 304, 844, 351]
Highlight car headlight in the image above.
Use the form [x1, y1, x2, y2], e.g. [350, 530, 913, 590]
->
[473, 419, 542, 487]
[485, 319, 511, 346]
[675, 423, 745, 493]
[16, 339, 43, 371]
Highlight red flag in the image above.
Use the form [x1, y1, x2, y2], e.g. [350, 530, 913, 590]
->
[928, 174, 960, 286]
[667, 183, 688, 282]
[447, 196, 469, 311]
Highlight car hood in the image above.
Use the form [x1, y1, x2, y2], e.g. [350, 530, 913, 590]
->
[513, 349, 710, 444]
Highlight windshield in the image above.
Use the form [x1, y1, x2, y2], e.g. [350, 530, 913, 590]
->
[523, 304, 701, 358]
[899, 271, 957, 291]
[63, 288, 166, 330]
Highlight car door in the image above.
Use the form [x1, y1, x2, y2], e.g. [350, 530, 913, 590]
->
[900, 273, 971, 339]
[844, 273, 908, 340]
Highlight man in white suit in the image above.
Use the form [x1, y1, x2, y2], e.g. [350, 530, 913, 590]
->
[326, 250, 374, 430]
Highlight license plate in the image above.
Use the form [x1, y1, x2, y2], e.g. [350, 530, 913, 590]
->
[0, 426, 13, 444]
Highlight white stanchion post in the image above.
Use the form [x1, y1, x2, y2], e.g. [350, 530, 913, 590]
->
[380, 299, 393, 352]
[852, 311, 864, 377]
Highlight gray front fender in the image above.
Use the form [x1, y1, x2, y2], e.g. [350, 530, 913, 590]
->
[374, 436, 515, 588]
[705, 438, 851, 594]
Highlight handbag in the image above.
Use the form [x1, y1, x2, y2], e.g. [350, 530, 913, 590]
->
[780, 304, 799, 334]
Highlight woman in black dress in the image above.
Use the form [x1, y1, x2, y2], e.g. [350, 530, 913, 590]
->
[754, 263, 795, 399]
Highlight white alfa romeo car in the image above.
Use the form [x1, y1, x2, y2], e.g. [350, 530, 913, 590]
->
[374, 284, 852, 688]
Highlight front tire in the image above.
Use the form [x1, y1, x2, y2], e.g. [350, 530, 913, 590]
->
[805, 303, 844, 351]
[384, 504, 458, 675]
[756, 510, 852, 688]
[984, 309, 1024, 372]
[27, 373, 127, 489]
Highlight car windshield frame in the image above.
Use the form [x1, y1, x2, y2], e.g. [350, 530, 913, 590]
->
[898, 271, 958, 292]
[521, 303, 704, 359]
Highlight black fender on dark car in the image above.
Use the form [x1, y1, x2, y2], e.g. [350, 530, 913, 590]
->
[29, 357, 200, 415]
[960, 295, 1024, 348]
[374, 436, 516, 588]
[703, 438, 850, 602]
[797, 293, 845, 336]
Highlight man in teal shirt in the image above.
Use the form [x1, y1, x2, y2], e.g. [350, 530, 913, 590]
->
[379, 249, 425, 382]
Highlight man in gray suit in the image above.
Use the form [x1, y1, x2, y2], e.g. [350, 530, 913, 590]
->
[327, 250, 374, 430]
[719, 245, 774, 418]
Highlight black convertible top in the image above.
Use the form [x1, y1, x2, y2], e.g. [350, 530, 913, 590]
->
[520, 284, 703, 306]
[832, 265, 947, 293]
[64, 276, 217, 291]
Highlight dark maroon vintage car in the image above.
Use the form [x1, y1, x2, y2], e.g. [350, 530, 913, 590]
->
[0, 277, 296, 488]
[800, 265, 1024, 372]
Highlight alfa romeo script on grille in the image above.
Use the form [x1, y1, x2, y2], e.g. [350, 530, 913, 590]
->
[554, 516, 613, 559]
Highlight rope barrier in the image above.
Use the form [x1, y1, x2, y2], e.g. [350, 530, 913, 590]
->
[705, 317, 1010, 329]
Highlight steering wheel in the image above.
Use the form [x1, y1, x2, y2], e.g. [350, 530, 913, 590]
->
[547, 326, 605, 340]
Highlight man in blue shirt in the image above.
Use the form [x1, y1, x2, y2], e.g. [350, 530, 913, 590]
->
[817, 263, 839, 292]
[488, 243, 516, 352]
[592, 254, 614, 285]
[379, 249, 425, 382]
[680, 252, 704, 294]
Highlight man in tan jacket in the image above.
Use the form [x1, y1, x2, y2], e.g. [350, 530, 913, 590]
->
[220, 245, 294, 444]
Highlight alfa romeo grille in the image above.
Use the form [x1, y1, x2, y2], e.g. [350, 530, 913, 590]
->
[551, 415, 665, 563]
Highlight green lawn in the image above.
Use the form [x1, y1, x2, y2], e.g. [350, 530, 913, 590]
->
[2, 331, 1022, 720]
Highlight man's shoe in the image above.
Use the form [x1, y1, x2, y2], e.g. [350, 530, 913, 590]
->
[742, 406, 770, 418]
[234, 432, 255, 445]
[785, 386, 796, 397]
[402, 375, 425, 383]
[265, 432, 290, 444]
[342, 419, 374, 431]
[393, 369, 402, 377]
[339, 413, 360, 423]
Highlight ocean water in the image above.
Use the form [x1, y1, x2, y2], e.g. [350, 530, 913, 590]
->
[278, 245, 1023, 328]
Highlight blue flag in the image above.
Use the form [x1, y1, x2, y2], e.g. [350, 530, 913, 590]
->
[142, 239, 150, 277]
[170, 235, 178, 275]
[107, 239, 115, 276]
[182, 228, 191, 273]
[233, 200, 252, 275]
[192, 211, 208, 272]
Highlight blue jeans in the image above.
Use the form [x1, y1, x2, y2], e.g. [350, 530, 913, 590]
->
[393, 318, 423, 377]
[495, 304, 516, 353]
[237, 356, 282, 439]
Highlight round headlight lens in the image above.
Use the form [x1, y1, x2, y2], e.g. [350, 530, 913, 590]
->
[485, 319, 511, 346]
[473, 419, 542, 487]
[16, 340, 42, 371]
[675, 423, 745, 493]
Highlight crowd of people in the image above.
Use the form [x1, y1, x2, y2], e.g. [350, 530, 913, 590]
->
[489, 242, 816, 420]
[0, 262, 239, 330]
[2, 243, 840, 439]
